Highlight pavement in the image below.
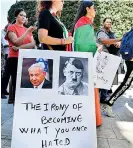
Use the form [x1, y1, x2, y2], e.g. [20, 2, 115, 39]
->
[1, 74, 133, 148]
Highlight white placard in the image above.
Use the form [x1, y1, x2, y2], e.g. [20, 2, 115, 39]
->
[11, 50, 97, 148]
[94, 51, 122, 90]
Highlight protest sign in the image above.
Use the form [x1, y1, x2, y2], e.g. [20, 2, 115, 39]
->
[11, 50, 97, 148]
[94, 51, 121, 90]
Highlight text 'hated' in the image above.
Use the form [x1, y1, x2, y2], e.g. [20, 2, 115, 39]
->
[42, 138, 70, 148]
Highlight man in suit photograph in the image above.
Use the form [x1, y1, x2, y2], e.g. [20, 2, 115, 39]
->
[22, 62, 52, 89]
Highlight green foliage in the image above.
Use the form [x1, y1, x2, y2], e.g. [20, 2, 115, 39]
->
[8, 0, 133, 43]
[94, 0, 133, 37]
[8, 1, 37, 26]
[8, 1, 38, 43]
[61, 1, 80, 31]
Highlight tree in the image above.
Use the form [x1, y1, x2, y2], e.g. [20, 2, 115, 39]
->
[8, 0, 133, 44]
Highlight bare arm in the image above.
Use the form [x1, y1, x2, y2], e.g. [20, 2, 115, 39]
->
[12, 36, 36, 51]
[8, 26, 36, 46]
[99, 38, 121, 45]
[18, 36, 35, 49]
[38, 29, 73, 45]
[8, 31, 29, 46]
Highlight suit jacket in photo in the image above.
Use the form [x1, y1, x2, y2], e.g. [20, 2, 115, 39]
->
[21, 79, 52, 89]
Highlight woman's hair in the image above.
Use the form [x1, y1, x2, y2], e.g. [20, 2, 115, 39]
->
[56, 11, 62, 18]
[14, 8, 24, 17]
[36, 0, 52, 17]
[72, 1, 94, 34]
[11, 8, 25, 24]
[103, 17, 113, 24]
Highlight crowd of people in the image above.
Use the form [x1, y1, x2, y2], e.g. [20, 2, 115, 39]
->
[1, 0, 133, 118]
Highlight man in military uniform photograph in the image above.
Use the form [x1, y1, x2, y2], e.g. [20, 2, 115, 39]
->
[58, 58, 88, 96]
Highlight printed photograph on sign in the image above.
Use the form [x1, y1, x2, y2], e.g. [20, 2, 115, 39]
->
[58, 57, 88, 96]
[21, 58, 53, 89]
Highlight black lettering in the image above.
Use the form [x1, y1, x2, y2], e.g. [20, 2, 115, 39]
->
[51, 104, 56, 111]
[21, 103, 32, 111]
[43, 103, 49, 111]
[42, 140, 52, 148]
[19, 128, 29, 133]
[77, 114, 82, 122]
[42, 140, 47, 148]
[61, 129, 64, 133]
[65, 138, 70, 145]
[83, 126, 87, 131]
[37, 128, 41, 134]
[77, 103, 82, 111]
[61, 104, 69, 116]
[65, 128, 69, 132]
[73, 104, 77, 109]
[55, 128, 60, 138]
[48, 118, 52, 123]
[31, 104, 36, 110]
[21, 103, 41, 110]
[35, 104, 41, 110]
[59, 139, 63, 145]
[53, 117, 57, 123]
[70, 116, 77, 122]
[54, 139, 59, 146]
[44, 126, 49, 134]
[53, 138, 70, 146]
[57, 118, 60, 123]
[51, 104, 69, 116]
[72, 126, 87, 131]
[60, 117, 67, 123]
[31, 128, 36, 134]
[67, 117, 71, 123]
[41, 116, 48, 124]
[41, 115, 82, 125]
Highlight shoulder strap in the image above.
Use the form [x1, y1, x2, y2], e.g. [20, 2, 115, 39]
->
[96, 29, 105, 37]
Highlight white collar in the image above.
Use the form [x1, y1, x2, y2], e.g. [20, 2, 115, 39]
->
[34, 79, 45, 89]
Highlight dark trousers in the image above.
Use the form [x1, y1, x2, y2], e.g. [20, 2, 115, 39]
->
[1, 58, 18, 102]
[107, 61, 133, 106]
[1, 54, 10, 93]
[99, 89, 109, 100]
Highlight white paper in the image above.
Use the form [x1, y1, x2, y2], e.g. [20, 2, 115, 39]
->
[11, 50, 97, 148]
[94, 51, 122, 90]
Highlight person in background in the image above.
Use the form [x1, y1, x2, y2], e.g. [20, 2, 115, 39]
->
[72, 1, 102, 54]
[37, 0, 74, 51]
[37, 0, 74, 88]
[1, 43, 5, 81]
[103, 27, 133, 117]
[97, 17, 122, 104]
[72, 1, 103, 127]
[1, 24, 10, 99]
[1, 8, 36, 104]
[56, 10, 72, 51]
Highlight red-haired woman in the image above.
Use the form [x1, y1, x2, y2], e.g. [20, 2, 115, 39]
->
[37, 0, 74, 51]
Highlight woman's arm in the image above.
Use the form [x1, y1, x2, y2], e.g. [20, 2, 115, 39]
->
[38, 29, 73, 45]
[8, 26, 36, 46]
[12, 36, 36, 51]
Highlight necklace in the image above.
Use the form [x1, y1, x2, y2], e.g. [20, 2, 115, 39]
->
[49, 9, 68, 38]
